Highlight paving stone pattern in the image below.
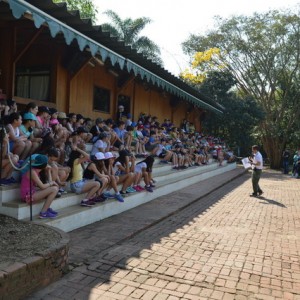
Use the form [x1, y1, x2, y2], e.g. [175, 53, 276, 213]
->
[27, 169, 300, 300]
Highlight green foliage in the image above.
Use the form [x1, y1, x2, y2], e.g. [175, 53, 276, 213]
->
[101, 10, 163, 65]
[52, 0, 97, 23]
[200, 71, 264, 156]
[182, 6, 300, 167]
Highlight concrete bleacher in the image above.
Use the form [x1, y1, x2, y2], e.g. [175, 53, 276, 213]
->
[0, 144, 236, 232]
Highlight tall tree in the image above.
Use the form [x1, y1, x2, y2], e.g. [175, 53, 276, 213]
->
[182, 7, 300, 168]
[199, 71, 264, 156]
[52, 0, 98, 23]
[101, 10, 163, 65]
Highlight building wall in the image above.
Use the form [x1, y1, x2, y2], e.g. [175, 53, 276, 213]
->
[0, 18, 203, 130]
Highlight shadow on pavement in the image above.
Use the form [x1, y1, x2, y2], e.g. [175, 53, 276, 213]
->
[46, 174, 251, 298]
[257, 196, 287, 208]
[27, 169, 295, 299]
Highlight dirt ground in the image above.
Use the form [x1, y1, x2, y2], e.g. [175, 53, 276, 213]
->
[0, 214, 61, 265]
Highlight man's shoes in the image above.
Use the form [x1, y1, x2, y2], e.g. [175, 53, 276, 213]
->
[258, 191, 264, 196]
[250, 193, 258, 197]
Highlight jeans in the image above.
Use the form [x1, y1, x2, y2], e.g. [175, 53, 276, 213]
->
[252, 169, 262, 195]
[283, 160, 289, 174]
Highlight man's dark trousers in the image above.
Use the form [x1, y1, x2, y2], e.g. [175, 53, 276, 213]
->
[252, 169, 262, 195]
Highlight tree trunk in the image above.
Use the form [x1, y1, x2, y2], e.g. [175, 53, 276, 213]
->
[262, 136, 283, 169]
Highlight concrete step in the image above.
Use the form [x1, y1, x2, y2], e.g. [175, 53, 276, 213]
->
[0, 160, 212, 204]
[25, 162, 236, 232]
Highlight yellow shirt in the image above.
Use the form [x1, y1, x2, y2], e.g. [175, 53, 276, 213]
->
[70, 159, 83, 183]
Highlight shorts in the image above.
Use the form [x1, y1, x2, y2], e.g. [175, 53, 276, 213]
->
[145, 144, 158, 151]
[114, 140, 123, 149]
[70, 180, 86, 194]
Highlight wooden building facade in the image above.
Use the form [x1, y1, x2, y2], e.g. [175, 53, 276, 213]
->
[0, 0, 221, 130]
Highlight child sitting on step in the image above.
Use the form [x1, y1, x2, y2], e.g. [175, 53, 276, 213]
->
[83, 151, 110, 202]
[20, 154, 59, 219]
[67, 146, 101, 207]
[133, 156, 155, 192]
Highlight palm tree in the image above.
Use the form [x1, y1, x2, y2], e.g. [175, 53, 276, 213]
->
[101, 10, 163, 66]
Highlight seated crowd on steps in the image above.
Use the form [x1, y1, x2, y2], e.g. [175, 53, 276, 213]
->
[0, 100, 236, 218]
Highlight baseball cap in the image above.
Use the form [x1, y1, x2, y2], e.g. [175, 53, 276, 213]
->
[104, 152, 114, 159]
[49, 119, 59, 126]
[49, 108, 58, 115]
[76, 127, 87, 134]
[38, 106, 50, 113]
[23, 112, 37, 121]
[94, 152, 105, 160]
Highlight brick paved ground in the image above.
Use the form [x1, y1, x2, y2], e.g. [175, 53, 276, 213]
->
[27, 168, 300, 300]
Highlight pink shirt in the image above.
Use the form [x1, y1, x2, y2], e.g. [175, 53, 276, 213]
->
[20, 169, 40, 202]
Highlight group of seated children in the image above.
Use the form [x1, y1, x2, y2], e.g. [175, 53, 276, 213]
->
[0, 100, 233, 219]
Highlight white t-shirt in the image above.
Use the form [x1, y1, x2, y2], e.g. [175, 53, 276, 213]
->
[135, 162, 147, 173]
[113, 161, 122, 176]
[91, 140, 107, 156]
[156, 144, 165, 156]
[252, 151, 263, 170]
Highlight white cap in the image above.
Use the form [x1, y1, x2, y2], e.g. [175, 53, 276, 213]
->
[104, 152, 114, 159]
[95, 152, 105, 160]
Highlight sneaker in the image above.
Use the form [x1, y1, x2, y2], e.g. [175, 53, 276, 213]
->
[39, 211, 57, 219]
[47, 207, 58, 215]
[59, 188, 67, 194]
[149, 183, 156, 188]
[80, 200, 93, 207]
[133, 186, 142, 192]
[115, 193, 124, 202]
[0, 179, 9, 185]
[120, 190, 127, 195]
[137, 185, 145, 191]
[103, 191, 115, 198]
[56, 192, 62, 198]
[126, 186, 136, 193]
[7, 177, 18, 184]
[94, 195, 106, 203]
[145, 185, 153, 192]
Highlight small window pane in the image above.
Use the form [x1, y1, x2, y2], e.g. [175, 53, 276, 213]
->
[93, 86, 110, 113]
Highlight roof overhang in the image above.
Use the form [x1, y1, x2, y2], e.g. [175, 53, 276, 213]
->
[1, 0, 223, 114]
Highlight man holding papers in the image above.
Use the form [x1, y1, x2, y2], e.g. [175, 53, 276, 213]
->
[248, 145, 264, 197]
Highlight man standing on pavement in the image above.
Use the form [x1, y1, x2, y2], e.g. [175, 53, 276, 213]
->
[249, 145, 264, 197]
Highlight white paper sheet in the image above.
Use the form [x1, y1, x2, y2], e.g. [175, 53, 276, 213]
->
[242, 157, 252, 169]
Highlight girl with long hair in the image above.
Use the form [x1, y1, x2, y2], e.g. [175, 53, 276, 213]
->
[134, 156, 155, 192]
[67, 146, 100, 206]
[20, 154, 59, 218]
[111, 149, 135, 195]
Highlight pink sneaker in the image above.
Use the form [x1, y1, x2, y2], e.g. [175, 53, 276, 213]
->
[133, 186, 142, 192]
[137, 185, 145, 191]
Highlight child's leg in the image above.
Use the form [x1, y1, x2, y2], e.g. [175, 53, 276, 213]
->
[119, 173, 134, 192]
[97, 178, 109, 195]
[20, 140, 32, 160]
[142, 171, 150, 185]
[134, 173, 142, 185]
[108, 175, 119, 193]
[33, 186, 59, 213]
[81, 181, 101, 199]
